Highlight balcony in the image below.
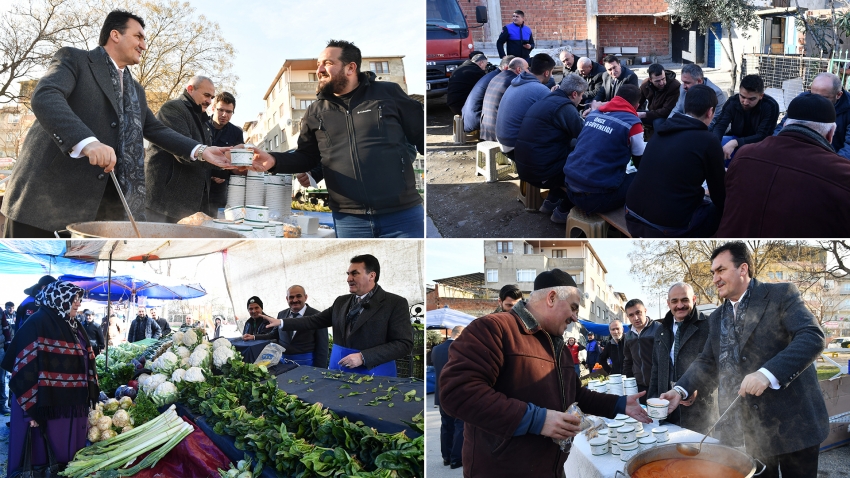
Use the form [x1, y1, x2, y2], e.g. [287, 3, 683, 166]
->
[290, 81, 318, 95]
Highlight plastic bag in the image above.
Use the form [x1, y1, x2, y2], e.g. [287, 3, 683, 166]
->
[254, 342, 285, 367]
[553, 402, 609, 451]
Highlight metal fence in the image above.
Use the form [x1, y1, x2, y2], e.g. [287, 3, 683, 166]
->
[741, 51, 850, 111]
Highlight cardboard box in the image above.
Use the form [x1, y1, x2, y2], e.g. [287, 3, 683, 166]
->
[820, 375, 850, 451]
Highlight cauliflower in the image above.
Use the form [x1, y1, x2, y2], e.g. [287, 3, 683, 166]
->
[172, 368, 186, 383]
[143, 373, 168, 395]
[175, 346, 191, 359]
[112, 409, 130, 428]
[180, 356, 190, 368]
[151, 381, 178, 407]
[183, 367, 206, 383]
[137, 373, 152, 389]
[119, 396, 134, 409]
[96, 415, 113, 431]
[213, 346, 236, 368]
[87, 426, 101, 443]
[88, 408, 103, 426]
[172, 331, 184, 345]
[104, 398, 120, 413]
[152, 351, 179, 375]
[212, 338, 231, 350]
[182, 330, 198, 347]
[188, 348, 209, 368]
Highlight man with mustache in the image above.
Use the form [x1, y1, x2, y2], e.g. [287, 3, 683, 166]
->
[647, 282, 717, 434]
[1, 10, 233, 237]
[275, 285, 328, 368]
[247, 40, 425, 238]
[661, 242, 828, 478]
[264, 254, 412, 376]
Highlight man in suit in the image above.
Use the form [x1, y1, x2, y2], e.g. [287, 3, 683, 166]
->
[276, 285, 329, 368]
[266, 254, 413, 376]
[661, 242, 828, 478]
[648, 282, 717, 434]
[0, 10, 233, 237]
[145, 75, 216, 223]
[590, 55, 639, 107]
[432, 325, 465, 469]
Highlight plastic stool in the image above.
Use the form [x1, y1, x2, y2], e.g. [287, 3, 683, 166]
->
[476, 142, 516, 182]
[518, 180, 544, 212]
[566, 207, 609, 238]
[453, 115, 465, 144]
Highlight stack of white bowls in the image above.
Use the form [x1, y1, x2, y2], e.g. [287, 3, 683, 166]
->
[623, 377, 639, 396]
[607, 374, 625, 396]
[227, 175, 246, 207]
[264, 174, 292, 220]
[245, 170, 265, 206]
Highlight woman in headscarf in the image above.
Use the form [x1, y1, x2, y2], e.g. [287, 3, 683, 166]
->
[1, 281, 99, 473]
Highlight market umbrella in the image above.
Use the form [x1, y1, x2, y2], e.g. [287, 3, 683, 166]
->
[58, 274, 207, 302]
[425, 307, 476, 329]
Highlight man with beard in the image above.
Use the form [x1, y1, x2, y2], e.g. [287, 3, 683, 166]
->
[246, 40, 424, 238]
[276, 285, 328, 367]
[241, 297, 278, 341]
[127, 307, 161, 343]
[709, 74, 779, 164]
[145, 75, 215, 222]
[648, 283, 717, 434]
[661, 242, 828, 478]
[150, 307, 170, 336]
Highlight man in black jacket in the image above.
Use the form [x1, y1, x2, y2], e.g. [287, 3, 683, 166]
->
[577, 57, 605, 105]
[710, 74, 780, 165]
[559, 50, 578, 75]
[446, 54, 489, 116]
[150, 307, 171, 336]
[433, 325, 465, 469]
[276, 285, 329, 368]
[249, 40, 424, 238]
[592, 55, 639, 105]
[242, 296, 277, 341]
[625, 84, 726, 237]
[81, 309, 105, 356]
[145, 75, 215, 222]
[127, 308, 162, 343]
[648, 283, 717, 434]
[622, 299, 660, 404]
[599, 320, 625, 375]
[208, 91, 244, 217]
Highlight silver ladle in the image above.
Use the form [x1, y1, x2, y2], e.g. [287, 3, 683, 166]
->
[110, 171, 142, 238]
[676, 394, 741, 456]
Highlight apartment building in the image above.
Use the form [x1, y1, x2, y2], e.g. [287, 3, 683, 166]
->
[257, 56, 408, 154]
[483, 240, 620, 323]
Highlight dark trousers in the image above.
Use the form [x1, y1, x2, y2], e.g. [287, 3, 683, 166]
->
[524, 169, 574, 213]
[439, 406, 464, 465]
[567, 173, 635, 215]
[637, 383, 648, 405]
[625, 197, 720, 238]
[754, 443, 819, 478]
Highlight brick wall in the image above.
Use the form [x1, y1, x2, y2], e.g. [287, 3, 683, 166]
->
[459, 0, 590, 44]
[598, 0, 667, 15]
[597, 16, 670, 62]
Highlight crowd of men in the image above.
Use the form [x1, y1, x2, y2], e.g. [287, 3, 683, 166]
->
[448, 45, 850, 237]
[437, 241, 828, 478]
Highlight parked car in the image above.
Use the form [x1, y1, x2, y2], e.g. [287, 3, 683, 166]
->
[827, 337, 850, 349]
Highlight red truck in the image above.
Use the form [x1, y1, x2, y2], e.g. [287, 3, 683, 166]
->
[426, 0, 487, 98]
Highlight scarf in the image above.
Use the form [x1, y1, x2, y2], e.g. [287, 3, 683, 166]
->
[1, 281, 99, 425]
[345, 286, 378, 332]
[780, 123, 836, 152]
[716, 280, 754, 447]
[101, 46, 146, 220]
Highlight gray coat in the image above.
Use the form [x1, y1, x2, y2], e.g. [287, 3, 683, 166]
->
[279, 285, 413, 369]
[0, 47, 198, 231]
[145, 91, 214, 219]
[676, 279, 829, 457]
[648, 308, 718, 434]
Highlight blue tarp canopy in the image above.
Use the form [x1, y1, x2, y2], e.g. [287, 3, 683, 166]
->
[578, 319, 630, 337]
[426, 307, 476, 329]
[58, 274, 207, 302]
[0, 241, 96, 276]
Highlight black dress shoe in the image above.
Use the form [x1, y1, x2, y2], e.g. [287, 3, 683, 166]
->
[450, 462, 463, 469]
[443, 459, 450, 466]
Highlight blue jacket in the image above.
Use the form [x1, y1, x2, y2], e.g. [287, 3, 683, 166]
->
[480, 70, 518, 141]
[774, 88, 850, 159]
[514, 88, 584, 183]
[462, 69, 501, 132]
[495, 71, 550, 148]
[565, 97, 642, 193]
[497, 23, 534, 59]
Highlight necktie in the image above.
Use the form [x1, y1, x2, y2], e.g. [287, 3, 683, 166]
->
[672, 322, 683, 380]
[733, 301, 739, 319]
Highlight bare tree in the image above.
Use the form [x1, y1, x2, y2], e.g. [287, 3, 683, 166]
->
[0, 0, 93, 104]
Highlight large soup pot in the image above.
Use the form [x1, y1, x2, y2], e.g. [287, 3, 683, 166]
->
[615, 443, 766, 478]
[66, 221, 246, 238]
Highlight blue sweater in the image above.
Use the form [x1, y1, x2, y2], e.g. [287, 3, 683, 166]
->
[462, 68, 501, 132]
[495, 71, 550, 148]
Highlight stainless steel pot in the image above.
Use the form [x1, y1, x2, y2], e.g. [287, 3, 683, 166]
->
[66, 221, 246, 238]
[615, 443, 765, 478]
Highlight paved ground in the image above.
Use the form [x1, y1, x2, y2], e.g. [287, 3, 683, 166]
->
[425, 62, 734, 238]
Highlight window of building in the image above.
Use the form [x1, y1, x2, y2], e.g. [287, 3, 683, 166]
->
[273, 112, 278, 124]
[370, 61, 390, 74]
[279, 104, 286, 117]
[524, 243, 534, 254]
[596, 306, 601, 318]
[487, 269, 498, 283]
[271, 89, 276, 101]
[843, 283, 850, 293]
[553, 249, 566, 258]
[497, 242, 513, 254]
[308, 73, 318, 82]
[590, 278, 595, 291]
[300, 99, 315, 109]
[274, 135, 279, 147]
[776, 271, 783, 279]
[7, 115, 19, 124]
[517, 269, 536, 282]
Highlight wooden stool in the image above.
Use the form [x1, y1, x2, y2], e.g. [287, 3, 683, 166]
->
[518, 180, 544, 212]
[566, 207, 609, 238]
[452, 115, 465, 144]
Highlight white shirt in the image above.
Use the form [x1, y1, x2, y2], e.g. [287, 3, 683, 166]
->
[287, 307, 305, 339]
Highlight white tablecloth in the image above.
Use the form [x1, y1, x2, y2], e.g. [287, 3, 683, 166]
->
[563, 419, 720, 478]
